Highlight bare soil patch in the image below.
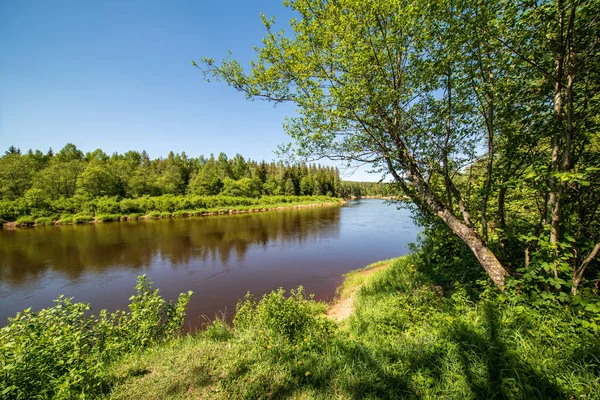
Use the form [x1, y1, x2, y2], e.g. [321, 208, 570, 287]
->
[326, 263, 390, 322]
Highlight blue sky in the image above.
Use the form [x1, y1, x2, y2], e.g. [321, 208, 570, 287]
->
[0, 0, 377, 180]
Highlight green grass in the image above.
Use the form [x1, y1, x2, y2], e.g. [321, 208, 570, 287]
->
[34, 217, 54, 226]
[57, 215, 73, 225]
[15, 215, 35, 227]
[146, 211, 162, 219]
[107, 256, 600, 399]
[73, 214, 93, 224]
[3, 196, 344, 229]
[95, 213, 121, 222]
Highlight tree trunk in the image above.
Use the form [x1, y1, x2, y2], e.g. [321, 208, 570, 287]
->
[437, 207, 508, 290]
[386, 138, 509, 291]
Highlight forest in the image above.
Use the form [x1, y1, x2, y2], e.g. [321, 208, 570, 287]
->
[2, 0, 600, 398]
[0, 143, 386, 226]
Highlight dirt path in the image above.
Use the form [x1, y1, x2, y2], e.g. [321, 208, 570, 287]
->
[326, 263, 390, 322]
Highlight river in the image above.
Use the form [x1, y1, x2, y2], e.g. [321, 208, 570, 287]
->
[0, 199, 420, 329]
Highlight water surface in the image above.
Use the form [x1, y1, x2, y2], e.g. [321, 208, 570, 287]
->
[0, 199, 419, 329]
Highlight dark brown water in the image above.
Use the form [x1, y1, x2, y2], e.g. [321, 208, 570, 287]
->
[0, 199, 419, 329]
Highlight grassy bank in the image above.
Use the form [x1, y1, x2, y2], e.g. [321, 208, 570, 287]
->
[2, 255, 598, 399]
[107, 256, 599, 399]
[2, 195, 343, 228]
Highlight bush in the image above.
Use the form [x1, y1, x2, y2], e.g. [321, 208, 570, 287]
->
[57, 215, 73, 225]
[73, 214, 93, 224]
[234, 287, 326, 342]
[172, 210, 194, 218]
[15, 216, 35, 227]
[160, 211, 172, 218]
[128, 213, 143, 221]
[95, 196, 121, 214]
[95, 213, 121, 222]
[0, 276, 192, 399]
[147, 211, 162, 219]
[34, 217, 53, 226]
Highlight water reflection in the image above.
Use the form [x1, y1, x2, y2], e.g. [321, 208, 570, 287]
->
[0, 207, 340, 285]
[0, 200, 419, 329]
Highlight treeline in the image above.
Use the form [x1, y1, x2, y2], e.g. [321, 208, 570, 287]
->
[0, 144, 362, 223]
[0, 144, 342, 200]
[340, 181, 397, 198]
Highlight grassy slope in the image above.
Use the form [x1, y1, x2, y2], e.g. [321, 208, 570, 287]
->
[107, 256, 600, 399]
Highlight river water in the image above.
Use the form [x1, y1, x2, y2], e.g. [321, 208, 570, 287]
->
[0, 199, 420, 329]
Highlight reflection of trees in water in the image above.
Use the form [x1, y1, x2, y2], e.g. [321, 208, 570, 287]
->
[0, 207, 341, 285]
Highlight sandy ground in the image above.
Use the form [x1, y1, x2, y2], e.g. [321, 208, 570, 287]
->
[326, 263, 390, 322]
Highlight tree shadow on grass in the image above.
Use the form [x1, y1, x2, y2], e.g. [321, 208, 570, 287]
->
[446, 303, 565, 399]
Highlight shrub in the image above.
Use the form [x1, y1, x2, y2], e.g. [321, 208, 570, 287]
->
[0, 276, 192, 399]
[147, 211, 161, 219]
[234, 287, 326, 342]
[73, 214, 93, 224]
[95, 196, 121, 214]
[203, 318, 233, 342]
[95, 213, 121, 222]
[0, 199, 21, 221]
[15, 216, 35, 227]
[57, 215, 73, 225]
[128, 213, 143, 221]
[34, 217, 53, 226]
[119, 198, 143, 214]
[160, 211, 172, 218]
[173, 210, 193, 218]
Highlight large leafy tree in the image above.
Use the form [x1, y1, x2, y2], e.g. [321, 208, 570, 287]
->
[197, 0, 600, 291]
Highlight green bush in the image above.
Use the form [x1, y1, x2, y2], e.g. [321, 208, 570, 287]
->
[160, 211, 172, 218]
[147, 211, 161, 219]
[57, 215, 73, 225]
[95, 213, 121, 222]
[203, 319, 233, 342]
[34, 217, 53, 226]
[15, 215, 35, 227]
[172, 210, 194, 218]
[128, 213, 143, 221]
[73, 214, 93, 224]
[234, 286, 326, 342]
[0, 276, 192, 399]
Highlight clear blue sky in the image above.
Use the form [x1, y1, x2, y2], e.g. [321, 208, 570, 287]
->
[0, 0, 376, 180]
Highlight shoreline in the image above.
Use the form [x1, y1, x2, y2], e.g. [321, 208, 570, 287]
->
[2, 200, 346, 230]
[326, 259, 395, 322]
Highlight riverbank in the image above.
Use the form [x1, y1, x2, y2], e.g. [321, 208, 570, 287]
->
[2, 196, 345, 229]
[2, 255, 598, 398]
[105, 256, 599, 399]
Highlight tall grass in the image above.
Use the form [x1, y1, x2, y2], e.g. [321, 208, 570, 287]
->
[109, 256, 600, 399]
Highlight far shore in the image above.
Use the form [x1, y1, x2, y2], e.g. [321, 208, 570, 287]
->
[2, 200, 346, 230]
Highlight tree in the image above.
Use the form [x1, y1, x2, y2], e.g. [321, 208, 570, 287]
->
[0, 154, 35, 200]
[198, 0, 599, 291]
[76, 163, 119, 198]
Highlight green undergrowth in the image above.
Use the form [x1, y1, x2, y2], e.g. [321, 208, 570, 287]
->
[107, 256, 600, 399]
[0, 276, 192, 400]
[1, 195, 342, 228]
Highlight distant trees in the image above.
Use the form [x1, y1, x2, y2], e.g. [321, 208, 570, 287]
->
[0, 143, 384, 222]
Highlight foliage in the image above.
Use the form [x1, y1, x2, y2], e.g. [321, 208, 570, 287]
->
[14, 216, 34, 227]
[234, 287, 327, 342]
[0, 143, 368, 226]
[199, 0, 600, 292]
[95, 214, 121, 222]
[109, 257, 600, 399]
[34, 217, 53, 226]
[0, 276, 192, 399]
